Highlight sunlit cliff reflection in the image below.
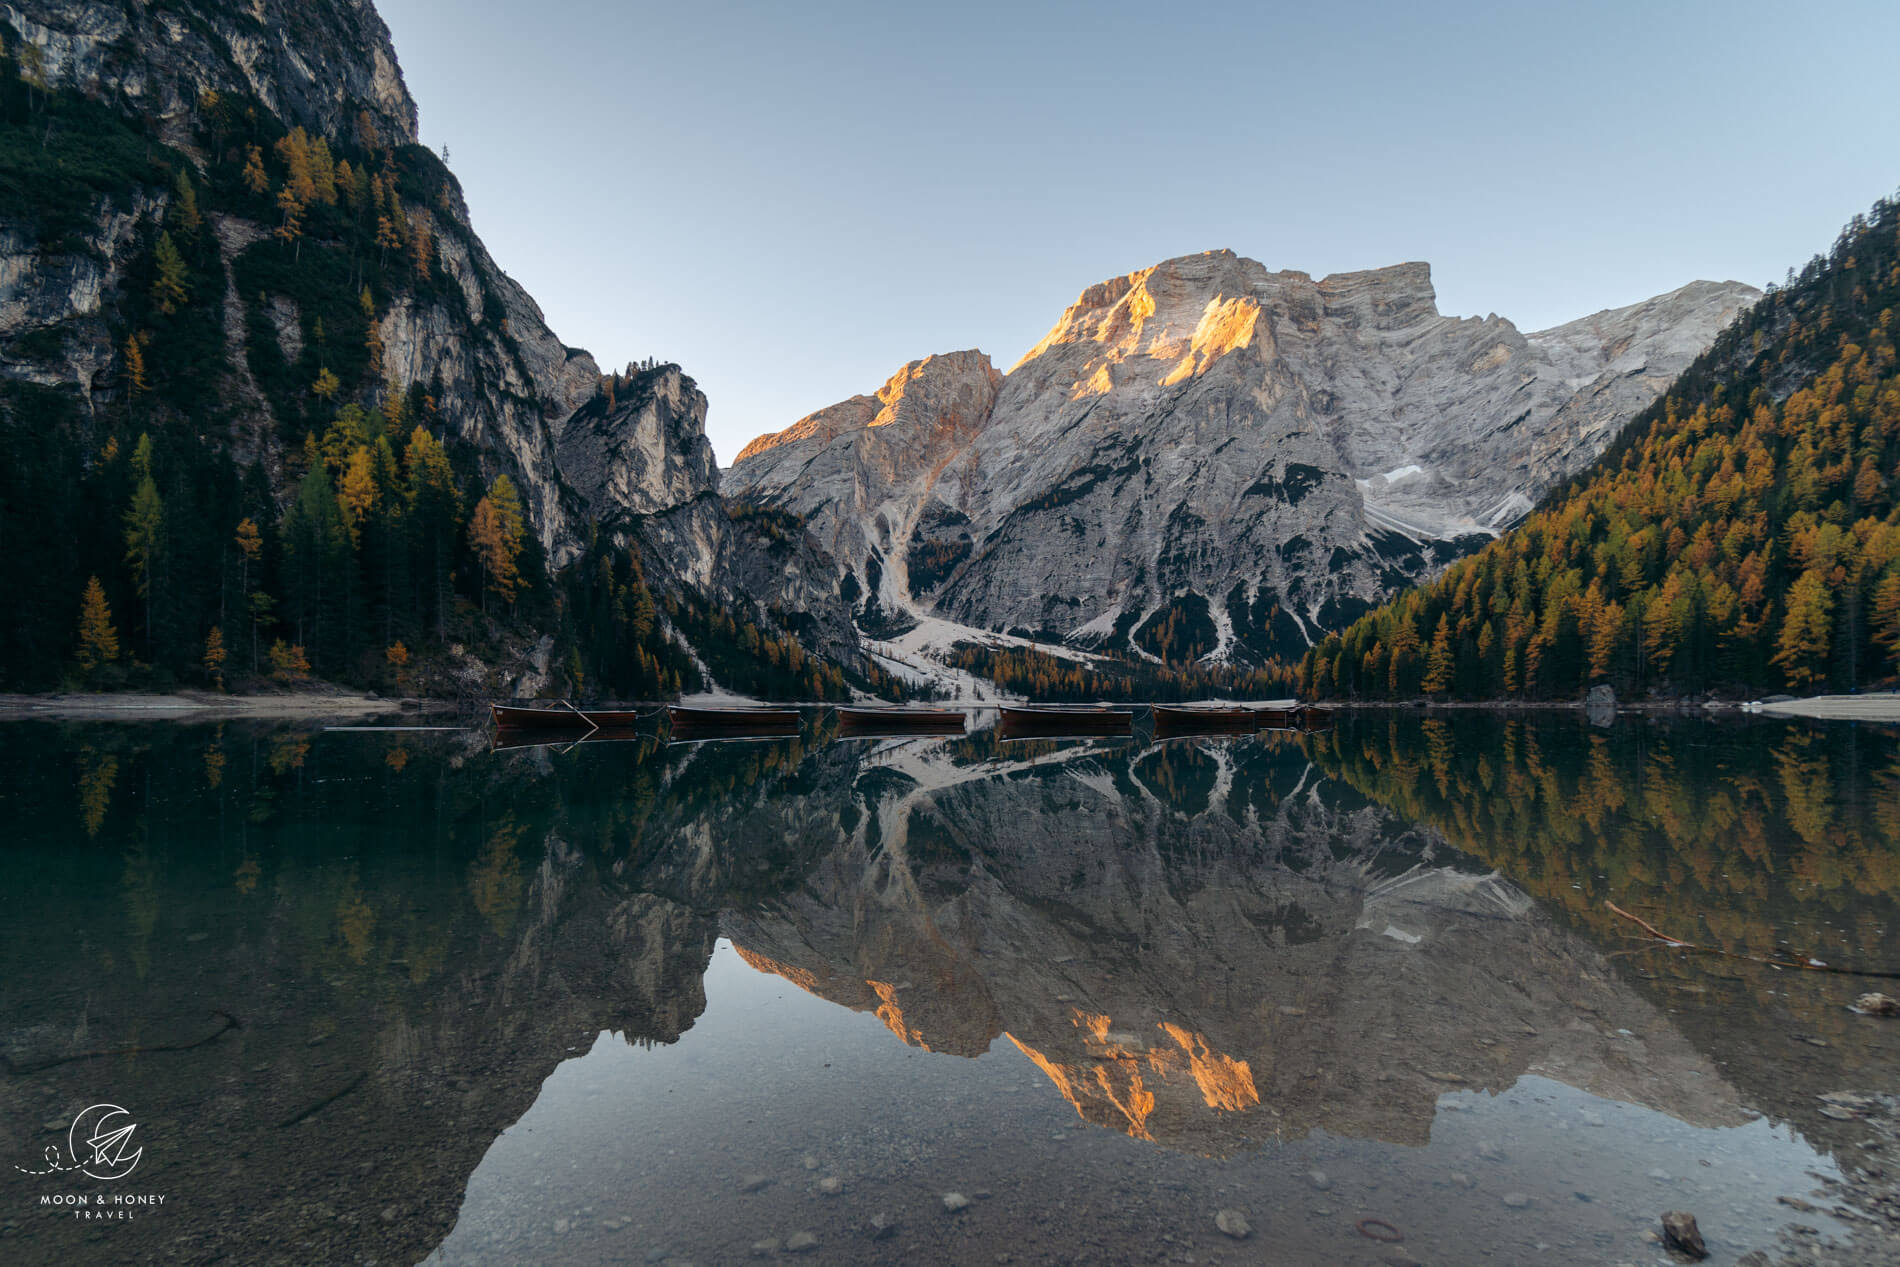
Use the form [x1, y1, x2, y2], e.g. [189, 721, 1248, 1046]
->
[3, 712, 1897, 1265]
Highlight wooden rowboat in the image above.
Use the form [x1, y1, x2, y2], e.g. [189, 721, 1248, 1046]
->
[667, 705, 801, 734]
[998, 706, 1132, 737]
[491, 702, 649, 730]
[492, 727, 651, 752]
[836, 706, 965, 734]
[1152, 705, 1258, 736]
[1256, 705, 1333, 733]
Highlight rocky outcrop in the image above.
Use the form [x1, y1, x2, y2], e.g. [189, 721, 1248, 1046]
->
[6, 0, 417, 150]
[733, 350, 1002, 633]
[728, 252, 1757, 659]
[556, 365, 720, 524]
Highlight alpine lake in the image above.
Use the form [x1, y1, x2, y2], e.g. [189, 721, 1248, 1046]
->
[2, 708, 1899, 1267]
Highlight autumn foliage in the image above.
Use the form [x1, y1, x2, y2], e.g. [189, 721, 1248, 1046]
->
[1305, 193, 1900, 700]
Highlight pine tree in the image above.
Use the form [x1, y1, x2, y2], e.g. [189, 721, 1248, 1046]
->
[170, 171, 202, 239]
[308, 136, 338, 205]
[235, 517, 263, 671]
[123, 335, 150, 394]
[275, 187, 304, 249]
[411, 224, 434, 281]
[203, 625, 227, 689]
[151, 231, 189, 315]
[361, 286, 383, 376]
[469, 498, 517, 609]
[1772, 569, 1834, 688]
[474, 474, 530, 609]
[1421, 615, 1455, 694]
[75, 577, 120, 672]
[268, 639, 311, 682]
[404, 427, 459, 637]
[241, 144, 270, 196]
[124, 471, 164, 647]
[275, 127, 317, 203]
[339, 446, 377, 546]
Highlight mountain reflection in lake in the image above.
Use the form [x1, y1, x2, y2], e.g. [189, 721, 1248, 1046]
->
[2, 713, 1897, 1266]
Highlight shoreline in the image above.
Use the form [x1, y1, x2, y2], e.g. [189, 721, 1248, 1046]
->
[1317, 694, 1900, 722]
[7, 690, 1900, 725]
[0, 690, 409, 721]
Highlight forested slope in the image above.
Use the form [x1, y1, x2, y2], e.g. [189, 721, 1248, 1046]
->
[1303, 192, 1900, 700]
[0, 7, 886, 701]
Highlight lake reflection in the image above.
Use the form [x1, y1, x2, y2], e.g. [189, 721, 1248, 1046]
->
[2, 713, 1897, 1265]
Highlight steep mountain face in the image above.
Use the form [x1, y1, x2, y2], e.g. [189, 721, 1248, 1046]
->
[730, 252, 1755, 660]
[3, 0, 597, 551]
[0, 0, 861, 688]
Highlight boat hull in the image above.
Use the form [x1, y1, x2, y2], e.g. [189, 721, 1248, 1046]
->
[491, 704, 648, 730]
[999, 707, 1132, 737]
[837, 707, 965, 734]
[667, 705, 801, 735]
[1256, 706, 1332, 733]
[492, 727, 652, 751]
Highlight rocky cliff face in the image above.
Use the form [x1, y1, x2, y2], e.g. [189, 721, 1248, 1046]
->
[1, 0, 606, 560]
[729, 252, 1758, 659]
[0, 0, 861, 678]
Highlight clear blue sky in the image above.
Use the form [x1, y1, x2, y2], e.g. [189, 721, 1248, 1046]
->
[377, 0, 1900, 465]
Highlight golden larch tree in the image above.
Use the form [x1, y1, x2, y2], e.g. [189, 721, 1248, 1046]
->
[75, 576, 120, 672]
[123, 335, 150, 394]
[241, 144, 270, 195]
[203, 626, 227, 689]
[339, 446, 378, 546]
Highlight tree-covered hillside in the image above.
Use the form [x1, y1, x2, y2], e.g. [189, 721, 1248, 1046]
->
[0, 26, 895, 701]
[1303, 192, 1900, 700]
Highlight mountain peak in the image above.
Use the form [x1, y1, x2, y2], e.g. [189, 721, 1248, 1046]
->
[733, 349, 1000, 464]
[727, 249, 1754, 663]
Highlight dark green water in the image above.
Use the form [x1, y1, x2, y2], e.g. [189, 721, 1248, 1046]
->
[2, 712, 1897, 1265]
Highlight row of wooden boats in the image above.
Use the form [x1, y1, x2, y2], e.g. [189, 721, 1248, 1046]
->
[490, 701, 1332, 742]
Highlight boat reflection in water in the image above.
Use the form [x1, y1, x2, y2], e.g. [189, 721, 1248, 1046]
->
[2, 713, 1896, 1266]
[835, 706, 966, 737]
[1150, 704, 1258, 737]
[666, 703, 802, 740]
[998, 705, 1134, 738]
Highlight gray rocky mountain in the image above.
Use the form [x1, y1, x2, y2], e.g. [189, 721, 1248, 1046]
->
[0, 0, 860, 674]
[729, 252, 1757, 660]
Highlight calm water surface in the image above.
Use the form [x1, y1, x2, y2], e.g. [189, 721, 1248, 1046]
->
[2, 711, 1897, 1265]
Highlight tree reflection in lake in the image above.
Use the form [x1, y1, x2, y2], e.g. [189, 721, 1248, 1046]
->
[0, 712, 1895, 1266]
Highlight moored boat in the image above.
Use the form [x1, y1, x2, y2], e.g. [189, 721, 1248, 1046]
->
[1295, 705, 1334, 732]
[491, 702, 650, 730]
[1256, 705, 1333, 733]
[998, 706, 1133, 737]
[667, 704, 801, 735]
[836, 706, 966, 734]
[1152, 705, 1257, 736]
[492, 727, 652, 752]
